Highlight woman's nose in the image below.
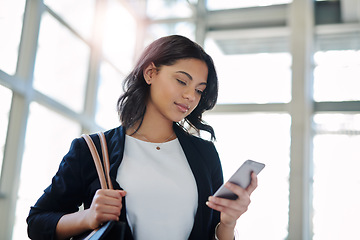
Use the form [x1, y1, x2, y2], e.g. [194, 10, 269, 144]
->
[183, 88, 196, 101]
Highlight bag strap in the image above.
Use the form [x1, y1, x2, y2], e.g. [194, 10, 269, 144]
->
[97, 132, 113, 189]
[81, 133, 112, 190]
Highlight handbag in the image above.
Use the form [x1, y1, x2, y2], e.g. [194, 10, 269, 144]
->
[71, 132, 126, 240]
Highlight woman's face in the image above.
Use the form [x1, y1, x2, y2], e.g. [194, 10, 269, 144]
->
[144, 58, 208, 123]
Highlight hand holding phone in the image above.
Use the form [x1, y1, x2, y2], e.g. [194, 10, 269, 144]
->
[213, 160, 265, 200]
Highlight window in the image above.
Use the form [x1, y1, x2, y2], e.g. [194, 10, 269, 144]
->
[146, 0, 193, 20]
[8, 1, 138, 238]
[102, 0, 136, 72]
[313, 113, 360, 240]
[13, 103, 81, 240]
[146, 22, 196, 44]
[33, 11, 90, 113]
[205, 38, 291, 104]
[96, 0, 136, 129]
[0, 0, 26, 75]
[312, 46, 360, 239]
[313, 50, 360, 102]
[44, 0, 96, 40]
[96, 62, 124, 129]
[204, 24, 291, 238]
[204, 113, 290, 239]
[0, 86, 12, 177]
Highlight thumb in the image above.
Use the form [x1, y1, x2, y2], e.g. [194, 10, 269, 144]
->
[119, 190, 127, 197]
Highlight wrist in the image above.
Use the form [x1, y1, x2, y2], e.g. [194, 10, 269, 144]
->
[81, 208, 96, 230]
[215, 222, 236, 240]
[220, 221, 236, 229]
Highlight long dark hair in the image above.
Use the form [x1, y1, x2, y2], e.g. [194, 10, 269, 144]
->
[117, 35, 218, 140]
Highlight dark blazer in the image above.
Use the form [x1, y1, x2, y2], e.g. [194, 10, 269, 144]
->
[27, 124, 223, 240]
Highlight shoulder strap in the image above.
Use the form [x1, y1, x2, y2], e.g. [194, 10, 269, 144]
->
[81, 133, 112, 190]
[97, 132, 113, 189]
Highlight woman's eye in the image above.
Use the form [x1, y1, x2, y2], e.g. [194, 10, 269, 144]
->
[196, 89, 204, 95]
[177, 79, 186, 85]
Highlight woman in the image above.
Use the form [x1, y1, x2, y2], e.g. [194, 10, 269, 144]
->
[27, 35, 258, 240]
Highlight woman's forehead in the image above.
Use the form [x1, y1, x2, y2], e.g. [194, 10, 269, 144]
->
[164, 59, 208, 82]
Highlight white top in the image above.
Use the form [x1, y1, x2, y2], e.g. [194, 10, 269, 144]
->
[117, 135, 198, 240]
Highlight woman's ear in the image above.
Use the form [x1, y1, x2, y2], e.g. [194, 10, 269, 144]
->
[143, 62, 157, 85]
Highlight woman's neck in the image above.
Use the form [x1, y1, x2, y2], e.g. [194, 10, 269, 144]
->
[128, 112, 175, 143]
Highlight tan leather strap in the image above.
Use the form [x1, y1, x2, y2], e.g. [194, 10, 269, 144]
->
[97, 132, 113, 189]
[81, 133, 112, 190]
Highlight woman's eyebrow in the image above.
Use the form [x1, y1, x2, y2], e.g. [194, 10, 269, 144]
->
[176, 71, 193, 80]
[176, 71, 207, 85]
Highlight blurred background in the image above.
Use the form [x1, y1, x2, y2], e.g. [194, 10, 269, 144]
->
[0, 0, 360, 239]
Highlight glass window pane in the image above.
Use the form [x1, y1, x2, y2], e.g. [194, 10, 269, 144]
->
[314, 50, 360, 102]
[96, 62, 124, 129]
[206, 38, 291, 104]
[12, 102, 81, 240]
[0, 86, 12, 177]
[313, 113, 360, 240]
[146, 0, 193, 19]
[207, 0, 292, 10]
[102, 0, 136, 73]
[203, 113, 290, 239]
[146, 22, 195, 44]
[44, 0, 96, 40]
[0, 0, 26, 75]
[34, 12, 90, 113]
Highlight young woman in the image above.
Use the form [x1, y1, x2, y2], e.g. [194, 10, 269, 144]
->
[27, 35, 258, 240]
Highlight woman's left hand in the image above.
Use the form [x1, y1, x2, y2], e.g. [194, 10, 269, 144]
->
[207, 172, 258, 227]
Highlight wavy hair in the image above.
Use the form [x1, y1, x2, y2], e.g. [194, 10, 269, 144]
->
[117, 35, 218, 140]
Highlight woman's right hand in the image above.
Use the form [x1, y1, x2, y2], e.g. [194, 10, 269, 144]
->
[86, 189, 127, 229]
[56, 189, 126, 240]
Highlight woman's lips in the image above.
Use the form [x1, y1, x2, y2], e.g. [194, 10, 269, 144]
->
[175, 103, 190, 113]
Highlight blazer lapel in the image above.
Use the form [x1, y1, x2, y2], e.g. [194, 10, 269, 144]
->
[105, 126, 134, 240]
[175, 125, 212, 239]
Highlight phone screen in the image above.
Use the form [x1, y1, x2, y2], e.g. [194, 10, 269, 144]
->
[213, 160, 265, 200]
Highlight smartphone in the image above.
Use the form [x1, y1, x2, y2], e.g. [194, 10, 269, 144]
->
[213, 160, 265, 200]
